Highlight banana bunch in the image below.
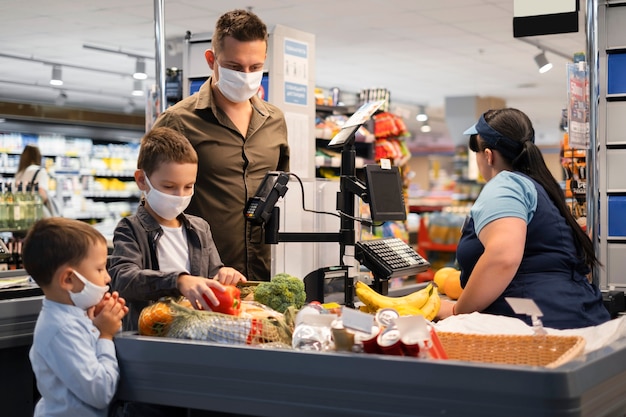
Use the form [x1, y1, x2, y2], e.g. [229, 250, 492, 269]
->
[355, 281, 441, 321]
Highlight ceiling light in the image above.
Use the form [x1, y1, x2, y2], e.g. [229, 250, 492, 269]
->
[534, 51, 553, 74]
[132, 80, 144, 96]
[133, 58, 147, 80]
[54, 90, 68, 106]
[420, 121, 431, 133]
[416, 106, 428, 122]
[50, 65, 63, 86]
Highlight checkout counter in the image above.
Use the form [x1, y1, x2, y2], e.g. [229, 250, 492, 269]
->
[2, 266, 626, 417]
[114, 331, 626, 417]
[0, 269, 43, 417]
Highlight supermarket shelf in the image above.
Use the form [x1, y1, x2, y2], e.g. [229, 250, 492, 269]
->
[82, 190, 141, 198]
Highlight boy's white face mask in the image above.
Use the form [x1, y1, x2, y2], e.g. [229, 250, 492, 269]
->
[143, 172, 193, 221]
[69, 270, 109, 310]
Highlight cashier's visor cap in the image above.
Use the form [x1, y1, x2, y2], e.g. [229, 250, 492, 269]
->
[463, 114, 528, 161]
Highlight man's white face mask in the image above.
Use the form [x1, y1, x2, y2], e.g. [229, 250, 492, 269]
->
[215, 63, 263, 103]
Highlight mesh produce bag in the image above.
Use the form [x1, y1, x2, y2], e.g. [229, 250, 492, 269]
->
[139, 298, 294, 348]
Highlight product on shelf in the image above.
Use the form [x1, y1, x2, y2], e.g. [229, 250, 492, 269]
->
[0, 132, 141, 222]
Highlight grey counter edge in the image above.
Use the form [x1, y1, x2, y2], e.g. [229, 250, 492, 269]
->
[114, 332, 626, 417]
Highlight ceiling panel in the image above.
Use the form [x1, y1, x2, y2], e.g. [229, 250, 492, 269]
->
[0, 0, 587, 144]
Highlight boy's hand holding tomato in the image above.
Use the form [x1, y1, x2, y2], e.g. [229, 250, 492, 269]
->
[202, 285, 241, 316]
[178, 271, 245, 314]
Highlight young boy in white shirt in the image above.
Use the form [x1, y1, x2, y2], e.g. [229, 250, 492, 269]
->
[23, 217, 129, 417]
[109, 126, 246, 332]
[109, 126, 248, 417]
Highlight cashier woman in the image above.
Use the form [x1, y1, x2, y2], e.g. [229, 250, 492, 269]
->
[437, 108, 610, 329]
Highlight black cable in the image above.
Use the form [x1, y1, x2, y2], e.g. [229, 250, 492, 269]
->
[287, 172, 340, 218]
[286, 172, 378, 228]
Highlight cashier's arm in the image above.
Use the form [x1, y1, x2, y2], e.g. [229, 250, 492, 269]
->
[451, 217, 526, 316]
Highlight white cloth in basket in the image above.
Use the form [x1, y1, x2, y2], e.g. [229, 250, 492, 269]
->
[434, 312, 626, 354]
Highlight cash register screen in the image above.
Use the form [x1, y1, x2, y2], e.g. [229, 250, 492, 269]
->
[365, 165, 407, 222]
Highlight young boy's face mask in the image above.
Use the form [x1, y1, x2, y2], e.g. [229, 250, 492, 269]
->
[143, 172, 193, 221]
[215, 63, 263, 103]
[70, 270, 109, 310]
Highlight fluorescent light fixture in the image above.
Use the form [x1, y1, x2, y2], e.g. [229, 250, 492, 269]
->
[50, 65, 63, 86]
[416, 106, 428, 122]
[132, 80, 144, 96]
[133, 58, 147, 80]
[534, 51, 553, 73]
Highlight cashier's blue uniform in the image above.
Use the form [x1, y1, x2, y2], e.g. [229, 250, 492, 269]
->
[456, 171, 610, 329]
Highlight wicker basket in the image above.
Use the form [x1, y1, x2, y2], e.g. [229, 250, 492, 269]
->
[437, 332, 586, 368]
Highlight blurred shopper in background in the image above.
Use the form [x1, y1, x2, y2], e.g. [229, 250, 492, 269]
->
[15, 144, 52, 214]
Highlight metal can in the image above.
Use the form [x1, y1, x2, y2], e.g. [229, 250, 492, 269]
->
[375, 308, 399, 328]
[377, 327, 404, 356]
[357, 325, 381, 354]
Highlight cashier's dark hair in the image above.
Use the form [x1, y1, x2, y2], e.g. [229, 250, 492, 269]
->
[22, 217, 107, 287]
[212, 9, 268, 56]
[471, 108, 599, 269]
[137, 127, 198, 176]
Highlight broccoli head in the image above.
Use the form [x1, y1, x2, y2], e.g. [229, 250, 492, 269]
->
[253, 274, 306, 313]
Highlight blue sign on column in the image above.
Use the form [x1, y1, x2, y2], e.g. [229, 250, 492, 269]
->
[283, 39, 308, 106]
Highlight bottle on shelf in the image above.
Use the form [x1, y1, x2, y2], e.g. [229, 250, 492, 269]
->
[33, 183, 44, 222]
[15, 182, 27, 230]
[5, 182, 15, 229]
[24, 183, 34, 228]
[0, 182, 6, 230]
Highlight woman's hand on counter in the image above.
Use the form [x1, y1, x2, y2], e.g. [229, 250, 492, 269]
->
[437, 299, 456, 320]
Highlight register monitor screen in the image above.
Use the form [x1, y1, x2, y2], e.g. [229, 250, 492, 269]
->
[364, 165, 407, 222]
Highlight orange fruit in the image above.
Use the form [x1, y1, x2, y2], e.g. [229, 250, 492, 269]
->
[138, 301, 174, 336]
[433, 267, 457, 294]
[443, 270, 463, 300]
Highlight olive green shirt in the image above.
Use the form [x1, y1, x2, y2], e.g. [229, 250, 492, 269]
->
[153, 78, 290, 280]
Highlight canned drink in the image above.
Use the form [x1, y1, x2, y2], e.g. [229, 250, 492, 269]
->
[400, 334, 422, 357]
[377, 328, 404, 356]
[358, 326, 381, 354]
[375, 308, 399, 328]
